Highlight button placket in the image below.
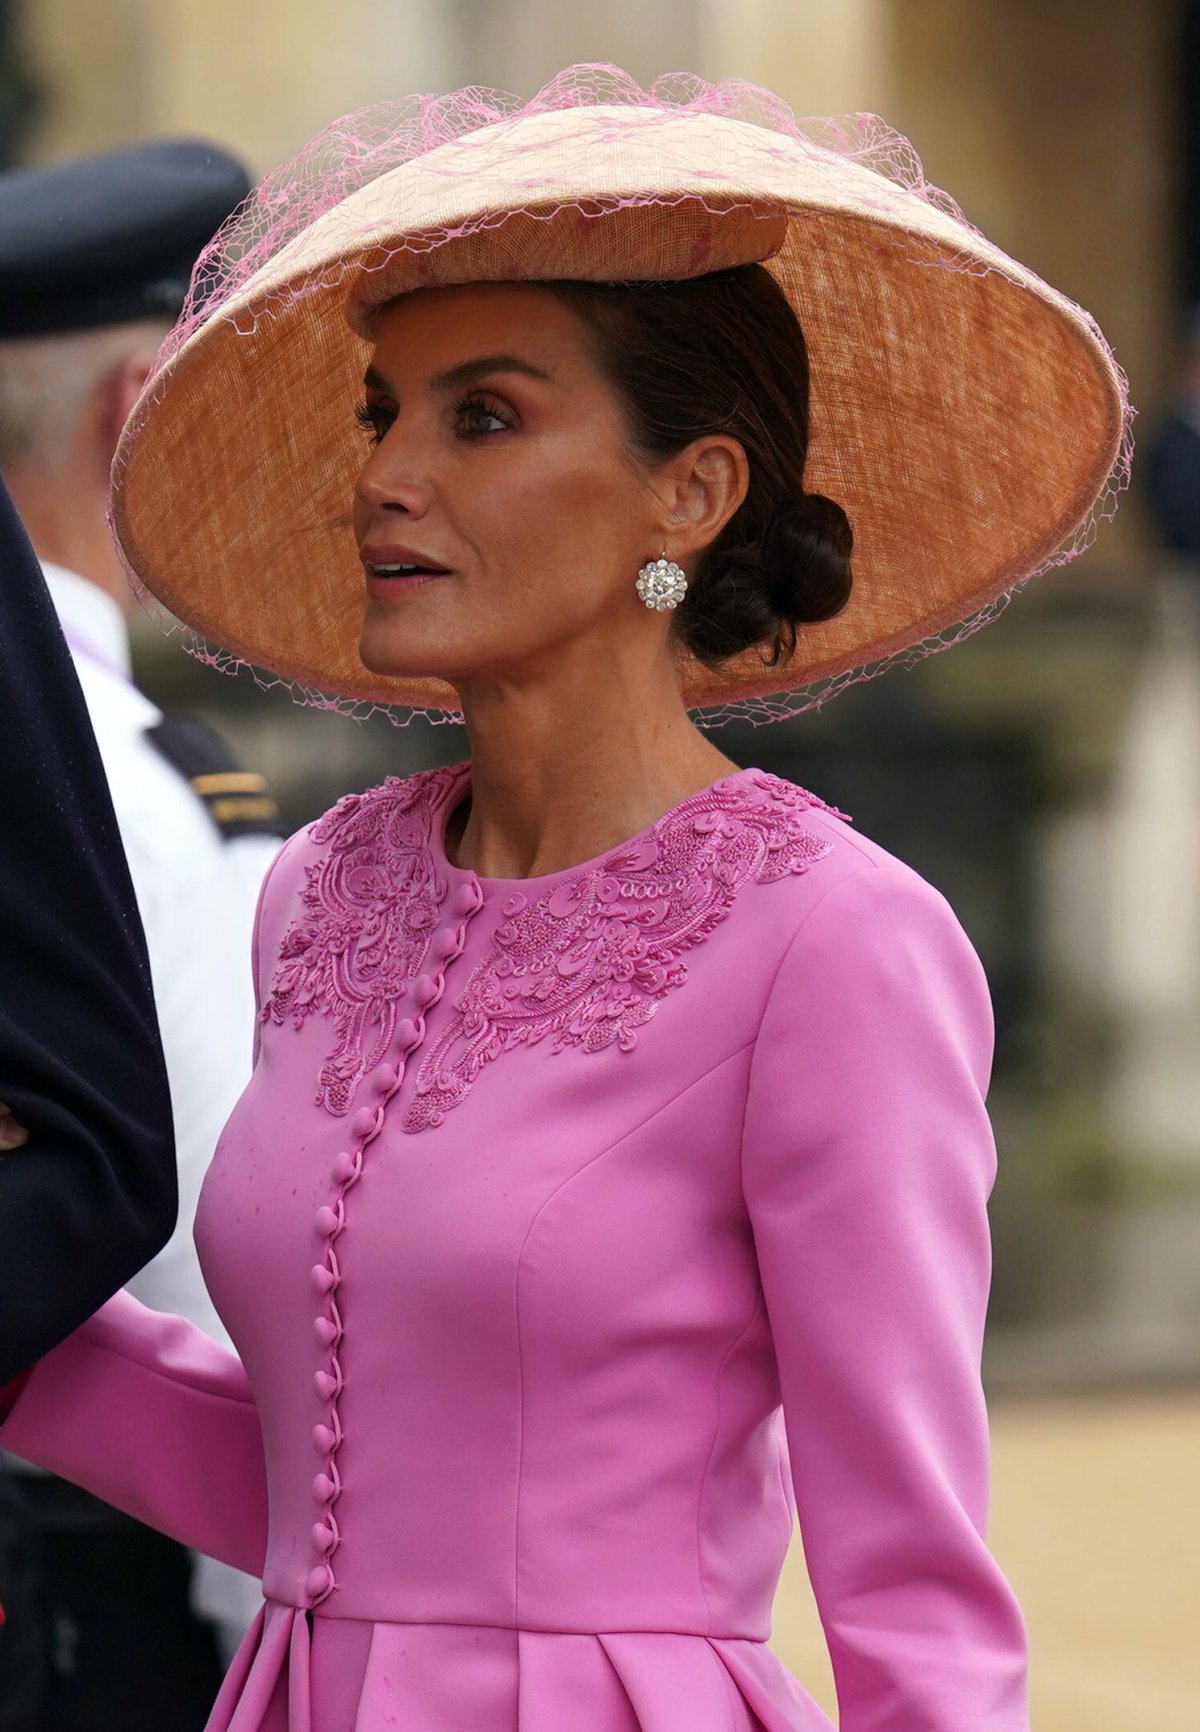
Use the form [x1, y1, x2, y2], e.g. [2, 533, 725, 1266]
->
[305, 876, 483, 1607]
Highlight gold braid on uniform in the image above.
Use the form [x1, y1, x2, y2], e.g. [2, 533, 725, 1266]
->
[146, 715, 284, 841]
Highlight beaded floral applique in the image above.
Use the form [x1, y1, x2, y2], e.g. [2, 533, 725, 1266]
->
[261, 763, 465, 1115]
[401, 770, 841, 1132]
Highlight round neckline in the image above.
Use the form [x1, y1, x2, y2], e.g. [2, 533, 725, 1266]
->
[430, 762, 764, 892]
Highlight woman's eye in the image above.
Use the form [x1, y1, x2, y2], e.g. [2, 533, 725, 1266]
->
[454, 393, 512, 436]
[354, 393, 511, 445]
[354, 399, 393, 446]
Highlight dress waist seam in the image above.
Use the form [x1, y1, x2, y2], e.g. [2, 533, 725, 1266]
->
[270, 1602, 768, 1641]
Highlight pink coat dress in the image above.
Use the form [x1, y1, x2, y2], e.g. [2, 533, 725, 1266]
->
[2, 762, 1030, 1731]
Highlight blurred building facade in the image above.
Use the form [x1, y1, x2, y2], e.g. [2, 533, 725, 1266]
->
[3, 0, 1199, 1383]
[9, 0, 1176, 412]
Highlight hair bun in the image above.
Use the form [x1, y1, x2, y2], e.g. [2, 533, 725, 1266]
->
[672, 489, 854, 670]
[763, 491, 853, 628]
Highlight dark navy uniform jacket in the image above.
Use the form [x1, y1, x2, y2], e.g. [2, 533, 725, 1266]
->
[1141, 407, 1200, 557]
[0, 476, 175, 1386]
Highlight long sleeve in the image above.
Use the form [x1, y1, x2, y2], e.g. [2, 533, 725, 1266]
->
[0, 479, 176, 1382]
[0, 1287, 267, 1577]
[741, 861, 1029, 1731]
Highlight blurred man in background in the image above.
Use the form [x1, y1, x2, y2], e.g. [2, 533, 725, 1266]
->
[1141, 304, 1200, 564]
[0, 140, 281, 1730]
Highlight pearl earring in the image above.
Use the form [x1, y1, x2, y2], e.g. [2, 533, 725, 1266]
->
[636, 552, 688, 611]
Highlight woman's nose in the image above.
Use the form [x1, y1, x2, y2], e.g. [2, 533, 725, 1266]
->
[354, 436, 433, 518]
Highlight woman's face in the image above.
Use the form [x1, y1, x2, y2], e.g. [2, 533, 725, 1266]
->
[352, 281, 682, 692]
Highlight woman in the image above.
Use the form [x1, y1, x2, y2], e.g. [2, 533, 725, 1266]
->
[0, 67, 1127, 1732]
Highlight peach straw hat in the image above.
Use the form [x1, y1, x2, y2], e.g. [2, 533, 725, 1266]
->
[110, 64, 1131, 726]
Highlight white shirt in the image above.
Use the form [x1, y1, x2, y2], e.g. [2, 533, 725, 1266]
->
[39, 564, 279, 1646]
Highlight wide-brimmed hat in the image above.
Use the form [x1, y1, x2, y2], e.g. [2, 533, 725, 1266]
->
[110, 65, 1130, 724]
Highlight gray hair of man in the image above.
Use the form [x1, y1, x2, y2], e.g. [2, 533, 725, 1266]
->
[0, 319, 168, 470]
[0, 319, 169, 601]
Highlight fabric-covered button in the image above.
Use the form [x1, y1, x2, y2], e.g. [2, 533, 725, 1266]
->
[412, 973, 438, 1008]
[312, 1522, 336, 1553]
[351, 1106, 377, 1141]
[314, 1205, 340, 1239]
[332, 1150, 358, 1184]
[395, 1018, 419, 1053]
[453, 882, 483, 916]
[372, 1063, 398, 1095]
[313, 1316, 339, 1347]
[314, 1369, 339, 1401]
[311, 1264, 338, 1295]
[312, 1473, 335, 1502]
[313, 1424, 336, 1454]
[430, 928, 459, 961]
[305, 1565, 332, 1598]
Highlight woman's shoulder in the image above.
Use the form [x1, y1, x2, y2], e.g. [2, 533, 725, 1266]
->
[271, 761, 465, 871]
[249, 762, 466, 954]
[737, 768, 941, 915]
[304, 760, 467, 853]
[740, 788, 997, 1130]
[742, 775, 992, 1076]
[739, 770, 984, 992]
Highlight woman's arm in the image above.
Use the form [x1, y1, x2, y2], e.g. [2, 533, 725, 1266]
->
[0, 1287, 267, 1578]
[741, 861, 1029, 1731]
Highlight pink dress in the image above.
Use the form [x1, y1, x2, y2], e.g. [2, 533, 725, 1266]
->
[3, 762, 1030, 1730]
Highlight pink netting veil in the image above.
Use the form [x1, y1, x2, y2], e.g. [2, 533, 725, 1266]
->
[110, 62, 1132, 727]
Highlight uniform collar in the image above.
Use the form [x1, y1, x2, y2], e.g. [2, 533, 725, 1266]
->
[40, 562, 134, 681]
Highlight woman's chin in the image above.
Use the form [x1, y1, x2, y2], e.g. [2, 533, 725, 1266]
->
[358, 624, 444, 682]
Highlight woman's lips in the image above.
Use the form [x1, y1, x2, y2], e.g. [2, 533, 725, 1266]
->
[364, 570, 450, 599]
[360, 546, 453, 600]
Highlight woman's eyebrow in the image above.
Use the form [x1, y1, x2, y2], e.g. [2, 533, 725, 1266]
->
[362, 356, 553, 397]
[430, 354, 553, 391]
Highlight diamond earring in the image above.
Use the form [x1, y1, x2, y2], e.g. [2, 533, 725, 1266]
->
[636, 552, 688, 611]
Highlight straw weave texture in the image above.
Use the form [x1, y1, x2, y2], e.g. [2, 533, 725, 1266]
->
[110, 72, 1129, 723]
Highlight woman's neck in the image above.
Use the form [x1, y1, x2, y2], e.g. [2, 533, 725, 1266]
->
[445, 666, 742, 881]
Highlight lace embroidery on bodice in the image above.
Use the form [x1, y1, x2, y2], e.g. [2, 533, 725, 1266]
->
[260, 764, 462, 1115]
[263, 764, 845, 1124]
[401, 770, 839, 1131]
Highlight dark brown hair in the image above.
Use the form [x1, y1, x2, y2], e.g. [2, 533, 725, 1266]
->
[548, 264, 852, 671]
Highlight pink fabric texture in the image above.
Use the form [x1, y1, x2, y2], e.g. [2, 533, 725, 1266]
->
[3, 763, 1029, 1729]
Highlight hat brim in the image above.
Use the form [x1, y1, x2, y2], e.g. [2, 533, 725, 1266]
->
[111, 103, 1127, 715]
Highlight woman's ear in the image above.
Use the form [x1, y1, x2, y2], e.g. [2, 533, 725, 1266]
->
[653, 435, 749, 563]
